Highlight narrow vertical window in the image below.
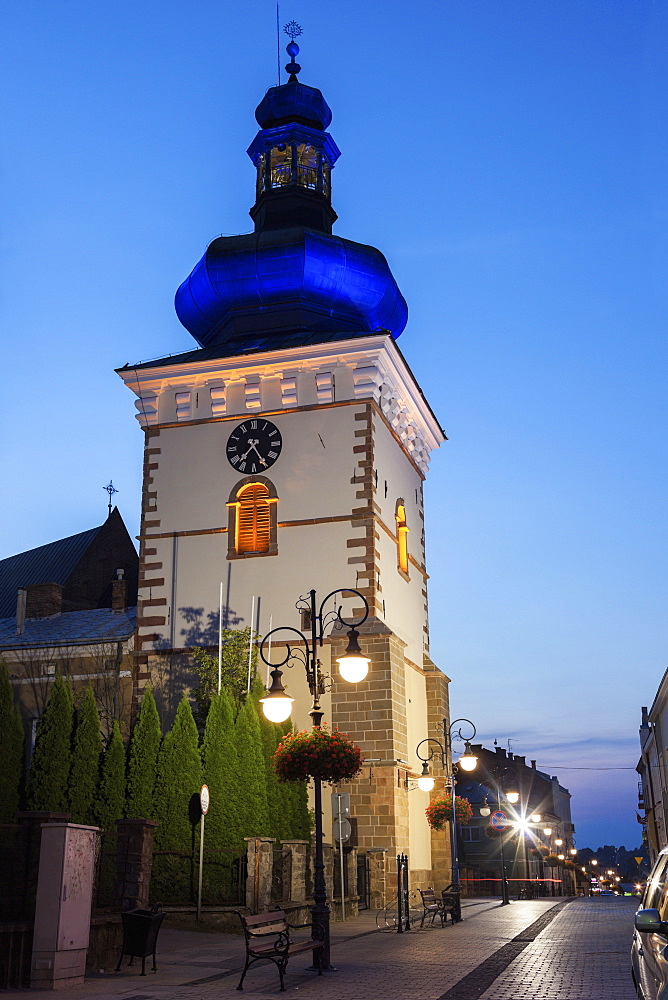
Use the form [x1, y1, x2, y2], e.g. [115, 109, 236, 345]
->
[396, 501, 409, 576]
[228, 477, 279, 558]
[237, 483, 270, 554]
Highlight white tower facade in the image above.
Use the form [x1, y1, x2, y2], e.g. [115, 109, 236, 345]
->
[119, 46, 452, 892]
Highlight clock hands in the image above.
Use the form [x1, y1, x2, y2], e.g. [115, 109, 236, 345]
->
[240, 439, 268, 467]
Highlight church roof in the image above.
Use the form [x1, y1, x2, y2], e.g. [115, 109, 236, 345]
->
[0, 525, 102, 617]
[0, 508, 138, 617]
[0, 607, 137, 650]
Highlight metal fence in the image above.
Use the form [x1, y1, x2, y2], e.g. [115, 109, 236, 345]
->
[151, 846, 246, 907]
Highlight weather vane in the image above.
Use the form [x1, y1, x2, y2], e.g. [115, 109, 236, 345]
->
[283, 20, 302, 40]
[103, 480, 119, 516]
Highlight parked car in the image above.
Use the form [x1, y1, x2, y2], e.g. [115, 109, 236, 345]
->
[631, 846, 668, 999]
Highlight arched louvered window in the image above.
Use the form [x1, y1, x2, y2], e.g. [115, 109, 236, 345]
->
[395, 500, 409, 576]
[227, 477, 279, 559]
[237, 483, 271, 554]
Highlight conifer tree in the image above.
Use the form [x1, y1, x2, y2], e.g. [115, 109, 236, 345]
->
[277, 721, 310, 841]
[96, 722, 126, 833]
[68, 687, 102, 825]
[259, 712, 285, 839]
[26, 675, 74, 813]
[126, 687, 161, 820]
[0, 659, 24, 822]
[153, 696, 202, 851]
[201, 690, 241, 849]
[234, 697, 269, 840]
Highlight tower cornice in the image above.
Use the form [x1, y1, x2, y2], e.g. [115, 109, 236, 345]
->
[117, 334, 444, 474]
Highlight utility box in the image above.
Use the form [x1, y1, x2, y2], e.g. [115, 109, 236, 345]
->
[31, 823, 99, 990]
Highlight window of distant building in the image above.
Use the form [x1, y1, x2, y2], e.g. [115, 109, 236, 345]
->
[395, 500, 409, 577]
[227, 477, 278, 558]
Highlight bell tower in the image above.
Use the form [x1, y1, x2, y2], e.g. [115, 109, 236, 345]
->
[118, 33, 451, 894]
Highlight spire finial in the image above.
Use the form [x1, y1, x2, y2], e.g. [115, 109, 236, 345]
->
[283, 20, 302, 81]
[104, 480, 119, 517]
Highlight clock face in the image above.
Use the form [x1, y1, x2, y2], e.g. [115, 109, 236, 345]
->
[226, 419, 283, 474]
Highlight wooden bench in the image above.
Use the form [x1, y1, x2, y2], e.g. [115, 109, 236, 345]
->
[419, 888, 446, 928]
[235, 910, 323, 992]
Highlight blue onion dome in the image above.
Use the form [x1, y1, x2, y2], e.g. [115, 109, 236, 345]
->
[255, 82, 332, 131]
[174, 30, 407, 349]
[175, 228, 408, 348]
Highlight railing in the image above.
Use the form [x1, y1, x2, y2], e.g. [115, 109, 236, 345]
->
[151, 846, 246, 908]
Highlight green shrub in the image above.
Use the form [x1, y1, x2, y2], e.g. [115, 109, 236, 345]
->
[68, 688, 102, 825]
[202, 690, 241, 849]
[96, 722, 126, 833]
[153, 696, 202, 852]
[0, 660, 24, 822]
[191, 628, 258, 722]
[126, 687, 161, 820]
[26, 675, 73, 813]
[234, 698, 269, 841]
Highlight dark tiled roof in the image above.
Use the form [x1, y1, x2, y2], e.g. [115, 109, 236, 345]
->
[0, 525, 104, 617]
[117, 328, 380, 373]
[0, 608, 137, 650]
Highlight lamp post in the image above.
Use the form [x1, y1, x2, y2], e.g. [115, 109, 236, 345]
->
[415, 717, 478, 896]
[258, 588, 370, 971]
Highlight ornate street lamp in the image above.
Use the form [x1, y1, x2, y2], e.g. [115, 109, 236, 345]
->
[416, 717, 477, 905]
[258, 588, 370, 970]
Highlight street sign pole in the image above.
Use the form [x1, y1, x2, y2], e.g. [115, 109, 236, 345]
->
[332, 793, 351, 921]
[337, 795, 345, 920]
[197, 785, 210, 922]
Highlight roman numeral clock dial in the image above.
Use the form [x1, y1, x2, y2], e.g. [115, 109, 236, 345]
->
[226, 419, 283, 474]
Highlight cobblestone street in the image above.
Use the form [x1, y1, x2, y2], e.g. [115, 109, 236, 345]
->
[0, 896, 638, 1000]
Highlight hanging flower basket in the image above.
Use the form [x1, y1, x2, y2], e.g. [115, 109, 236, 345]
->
[544, 853, 562, 867]
[272, 727, 363, 784]
[425, 794, 473, 830]
[484, 825, 506, 840]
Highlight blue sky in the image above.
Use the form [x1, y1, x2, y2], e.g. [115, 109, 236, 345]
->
[1, 0, 665, 849]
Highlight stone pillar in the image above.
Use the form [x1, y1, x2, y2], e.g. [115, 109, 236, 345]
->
[114, 819, 158, 911]
[344, 847, 359, 918]
[367, 848, 388, 909]
[280, 840, 309, 903]
[244, 837, 276, 914]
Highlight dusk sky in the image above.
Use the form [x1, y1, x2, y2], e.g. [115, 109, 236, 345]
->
[1, 0, 665, 850]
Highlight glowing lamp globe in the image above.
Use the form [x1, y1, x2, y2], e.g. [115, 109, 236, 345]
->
[336, 628, 370, 683]
[417, 761, 435, 792]
[458, 744, 478, 772]
[506, 791, 520, 804]
[531, 814, 541, 823]
[260, 668, 294, 723]
[543, 827, 552, 836]
[480, 804, 491, 817]
[555, 838, 563, 846]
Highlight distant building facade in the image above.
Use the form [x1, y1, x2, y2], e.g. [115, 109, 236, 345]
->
[0, 509, 138, 740]
[638, 683, 668, 862]
[456, 745, 578, 893]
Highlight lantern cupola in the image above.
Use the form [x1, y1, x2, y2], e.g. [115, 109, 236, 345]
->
[247, 35, 340, 233]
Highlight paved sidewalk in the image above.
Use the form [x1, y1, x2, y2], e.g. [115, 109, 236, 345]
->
[479, 895, 637, 1000]
[3, 897, 570, 999]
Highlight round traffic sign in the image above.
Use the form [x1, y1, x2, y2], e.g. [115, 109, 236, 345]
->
[334, 817, 351, 842]
[200, 784, 210, 815]
[490, 810, 508, 831]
